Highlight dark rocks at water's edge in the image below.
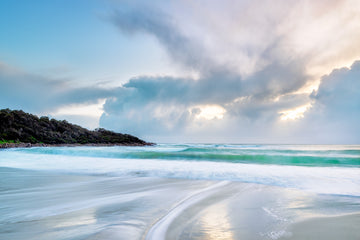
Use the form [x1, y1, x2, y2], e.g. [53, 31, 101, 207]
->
[0, 142, 48, 149]
[0, 108, 154, 148]
[0, 142, 151, 149]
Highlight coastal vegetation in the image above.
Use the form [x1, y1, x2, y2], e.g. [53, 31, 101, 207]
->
[0, 109, 151, 147]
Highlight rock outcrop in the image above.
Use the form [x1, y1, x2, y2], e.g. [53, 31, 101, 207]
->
[0, 109, 152, 147]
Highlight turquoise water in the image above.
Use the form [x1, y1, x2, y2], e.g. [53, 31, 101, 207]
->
[16, 144, 360, 167]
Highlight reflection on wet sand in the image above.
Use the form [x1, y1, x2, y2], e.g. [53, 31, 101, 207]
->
[200, 204, 234, 240]
[50, 208, 97, 228]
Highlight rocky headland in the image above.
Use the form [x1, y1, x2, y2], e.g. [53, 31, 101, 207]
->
[0, 109, 153, 148]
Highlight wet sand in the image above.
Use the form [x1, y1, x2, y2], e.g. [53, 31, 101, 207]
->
[279, 213, 360, 240]
[1, 167, 359, 240]
[161, 183, 360, 240]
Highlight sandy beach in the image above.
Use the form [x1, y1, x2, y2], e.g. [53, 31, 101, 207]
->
[1, 167, 359, 240]
[279, 213, 360, 240]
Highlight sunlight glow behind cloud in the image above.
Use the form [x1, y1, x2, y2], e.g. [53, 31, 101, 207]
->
[194, 105, 226, 120]
[279, 104, 312, 121]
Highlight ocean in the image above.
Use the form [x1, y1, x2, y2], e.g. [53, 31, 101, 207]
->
[0, 144, 359, 240]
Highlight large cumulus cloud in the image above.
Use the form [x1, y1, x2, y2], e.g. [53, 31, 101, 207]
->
[99, 0, 360, 143]
[296, 61, 360, 143]
[100, 3, 313, 141]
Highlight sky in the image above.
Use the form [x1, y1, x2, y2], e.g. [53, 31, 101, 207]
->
[1, 0, 360, 144]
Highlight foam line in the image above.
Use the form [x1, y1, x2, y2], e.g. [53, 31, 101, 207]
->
[1, 150, 359, 196]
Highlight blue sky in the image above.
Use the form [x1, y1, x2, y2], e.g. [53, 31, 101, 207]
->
[0, 0, 175, 86]
[1, 0, 360, 143]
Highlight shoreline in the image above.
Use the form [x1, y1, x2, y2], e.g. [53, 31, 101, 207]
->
[0, 142, 155, 149]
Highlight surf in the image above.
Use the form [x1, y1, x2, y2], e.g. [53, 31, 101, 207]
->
[1, 145, 359, 196]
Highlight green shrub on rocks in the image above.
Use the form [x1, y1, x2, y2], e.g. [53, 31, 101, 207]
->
[0, 109, 151, 146]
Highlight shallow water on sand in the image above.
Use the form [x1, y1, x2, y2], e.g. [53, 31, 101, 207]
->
[0, 144, 359, 239]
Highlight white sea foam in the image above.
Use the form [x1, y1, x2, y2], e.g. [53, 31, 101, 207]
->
[1, 150, 359, 196]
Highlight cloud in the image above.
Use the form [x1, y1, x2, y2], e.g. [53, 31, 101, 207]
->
[313, 61, 360, 113]
[98, 0, 360, 143]
[100, 2, 314, 140]
[0, 62, 116, 115]
[99, 64, 310, 140]
[112, 0, 360, 77]
[111, 4, 216, 73]
[295, 61, 360, 143]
